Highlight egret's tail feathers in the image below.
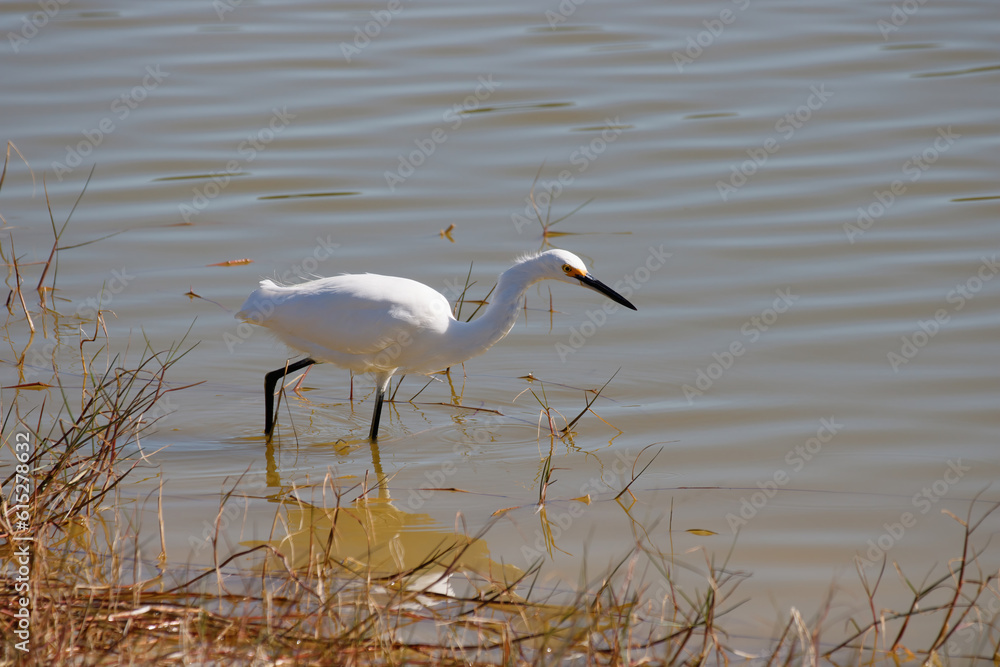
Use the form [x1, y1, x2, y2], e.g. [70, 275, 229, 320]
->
[236, 284, 279, 323]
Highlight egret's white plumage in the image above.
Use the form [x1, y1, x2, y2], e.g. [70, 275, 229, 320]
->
[237, 249, 636, 439]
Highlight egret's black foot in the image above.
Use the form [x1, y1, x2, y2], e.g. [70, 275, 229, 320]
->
[264, 358, 316, 435]
[368, 388, 385, 442]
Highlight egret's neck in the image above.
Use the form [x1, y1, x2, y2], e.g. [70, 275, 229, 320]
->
[445, 261, 540, 362]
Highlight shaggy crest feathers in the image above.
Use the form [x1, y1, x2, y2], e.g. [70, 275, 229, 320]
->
[513, 249, 587, 271]
[514, 250, 545, 265]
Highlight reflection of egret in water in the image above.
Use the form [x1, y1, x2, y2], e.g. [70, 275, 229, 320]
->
[263, 429, 387, 492]
[242, 481, 631, 659]
[237, 249, 636, 440]
[247, 477, 521, 588]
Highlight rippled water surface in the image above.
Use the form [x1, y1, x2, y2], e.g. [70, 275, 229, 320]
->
[3, 0, 999, 654]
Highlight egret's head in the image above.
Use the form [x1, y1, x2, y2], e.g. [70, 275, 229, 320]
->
[526, 249, 637, 310]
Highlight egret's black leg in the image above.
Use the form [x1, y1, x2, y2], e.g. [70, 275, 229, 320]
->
[368, 386, 385, 442]
[264, 358, 316, 435]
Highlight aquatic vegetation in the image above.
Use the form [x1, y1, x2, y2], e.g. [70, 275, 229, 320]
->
[2, 151, 998, 665]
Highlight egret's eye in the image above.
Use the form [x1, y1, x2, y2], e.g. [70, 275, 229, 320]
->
[562, 264, 573, 274]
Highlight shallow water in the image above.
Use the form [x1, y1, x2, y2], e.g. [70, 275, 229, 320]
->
[2, 0, 999, 655]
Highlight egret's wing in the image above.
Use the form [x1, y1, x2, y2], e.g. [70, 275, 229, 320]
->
[239, 274, 451, 356]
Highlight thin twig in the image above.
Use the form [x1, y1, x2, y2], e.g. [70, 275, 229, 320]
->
[562, 368, 620, 433]
[36, 164, 96, 293]
[0, 140, 35, 199]
[9, 233, 34, 332]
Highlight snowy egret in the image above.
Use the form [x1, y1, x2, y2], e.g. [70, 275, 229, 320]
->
[236, 249, 636, 440]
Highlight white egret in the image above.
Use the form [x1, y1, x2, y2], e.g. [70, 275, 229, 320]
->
[236, 249, 636, 440]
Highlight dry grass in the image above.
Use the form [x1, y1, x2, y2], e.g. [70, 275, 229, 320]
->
[2, 154, 999, 665]
[2, 331, 998, 665]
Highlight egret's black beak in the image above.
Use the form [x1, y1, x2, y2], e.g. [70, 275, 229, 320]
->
[578, 274, 637, 310]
